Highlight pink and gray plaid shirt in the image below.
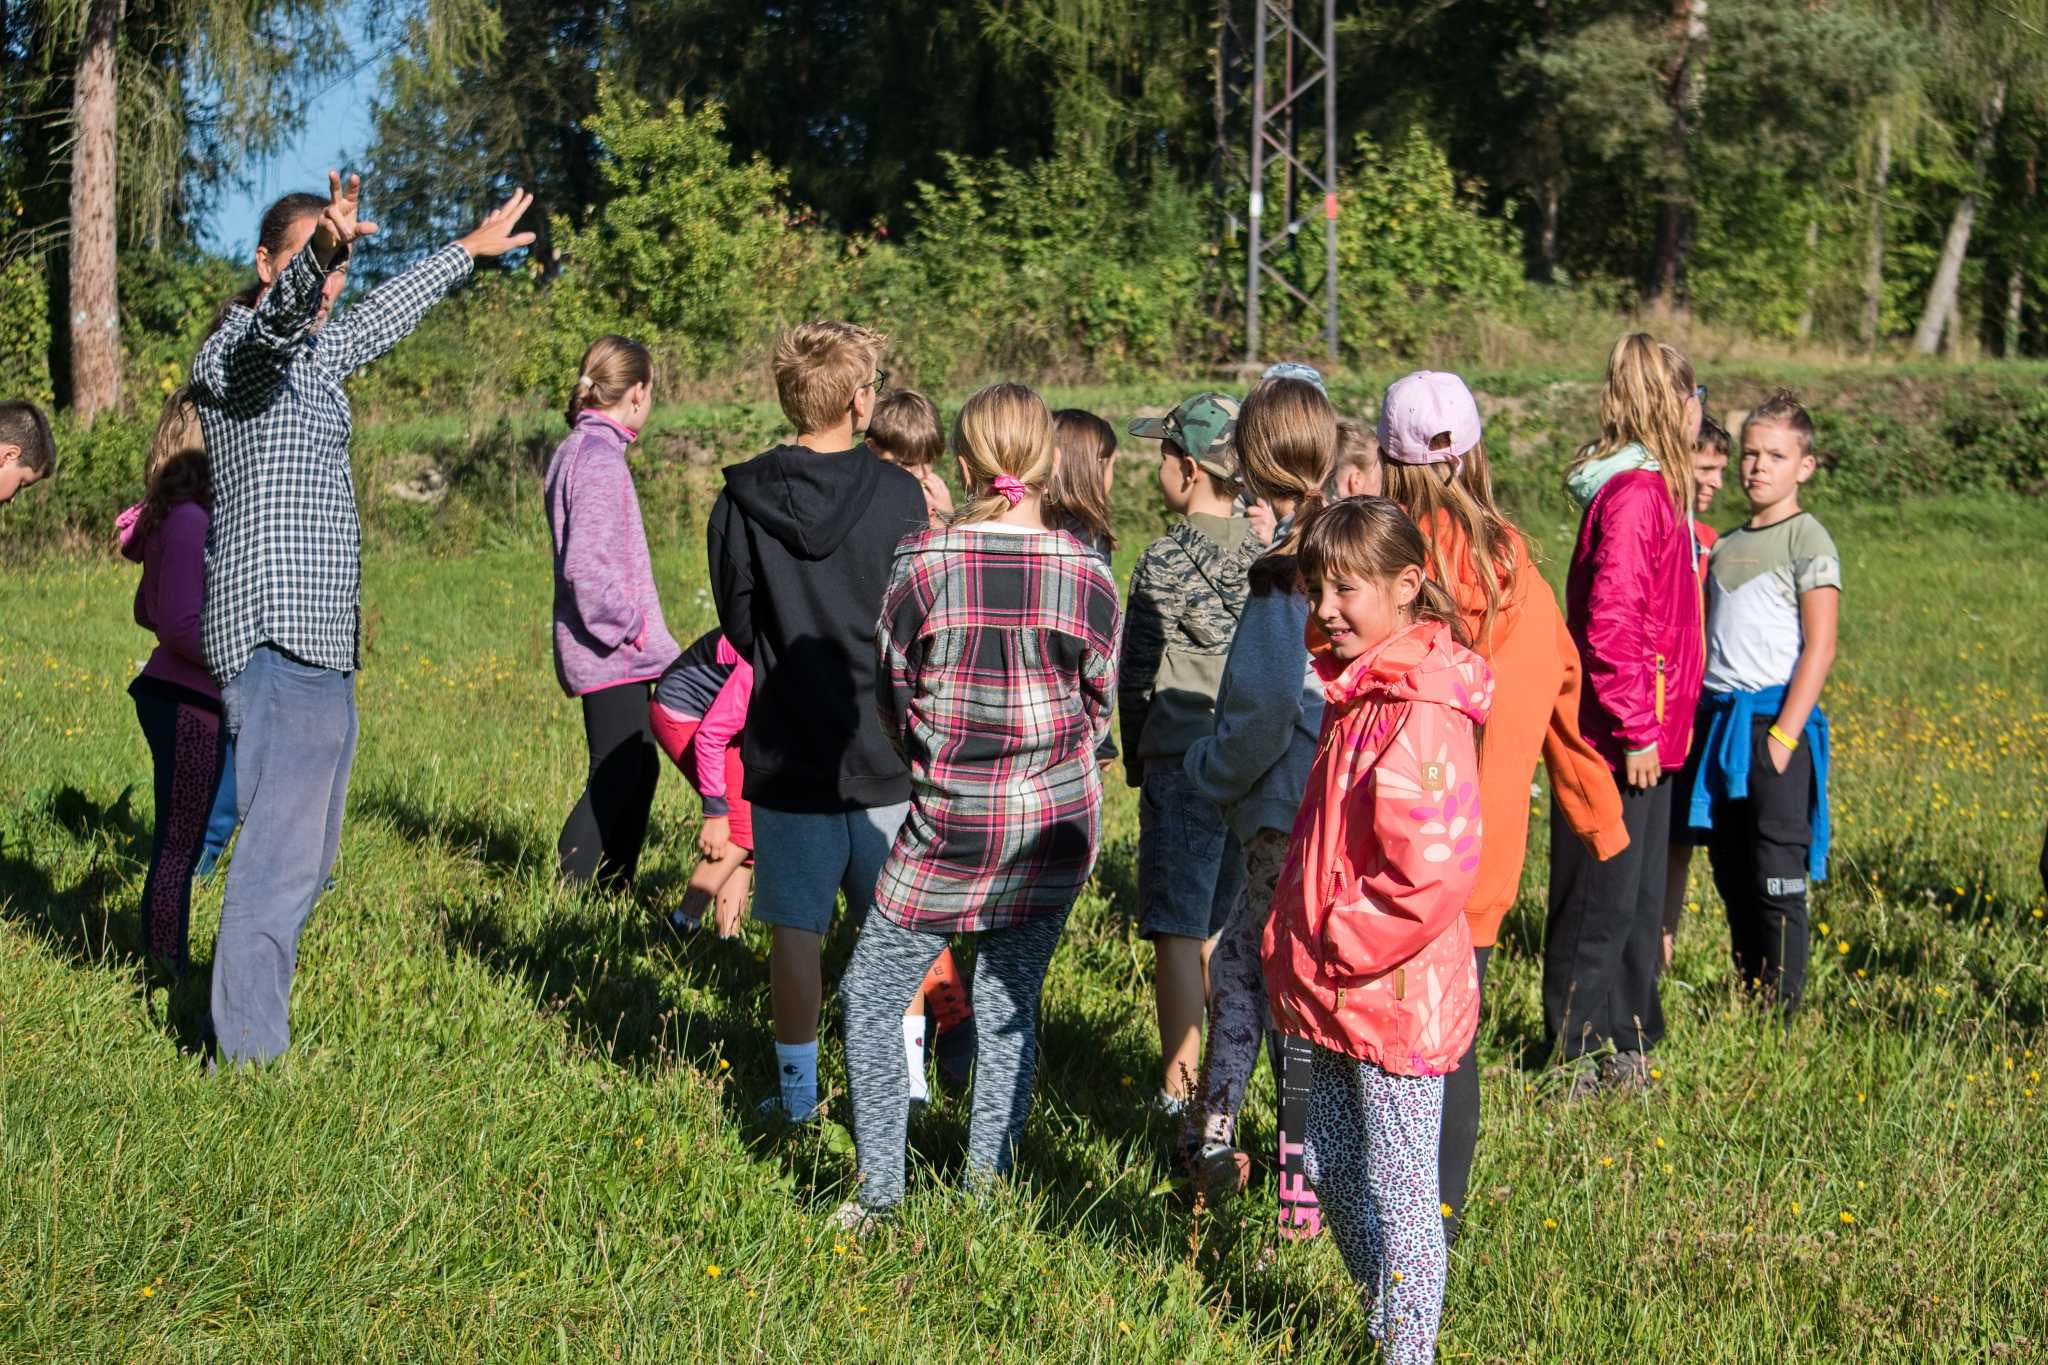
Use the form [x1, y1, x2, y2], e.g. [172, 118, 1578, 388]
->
[872, 524, 1122, 934]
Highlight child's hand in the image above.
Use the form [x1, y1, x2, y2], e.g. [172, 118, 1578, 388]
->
[1247, 499, 1276, 546]
[697, 816, 731, 862]
[1765, 733, 1793, 774]
[1624, 748, 1661, 790]
[310, 171, 378, 267]
[456, 188, 538, 260]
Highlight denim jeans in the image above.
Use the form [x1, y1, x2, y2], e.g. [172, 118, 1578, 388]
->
[209, 646, 358, 1066]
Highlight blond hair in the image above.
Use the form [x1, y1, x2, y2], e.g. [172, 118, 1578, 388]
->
[1568, 332, 1696, 516]
[1379, 438, 1526, 653]
[565, 334, 652, 427]
[1741, 388, 1815, 457]
[868, 389, 944, 467]
[134, 387, 210, 546]
[1297, 496, 1468, 649]
[1238, 376, 1338, 558]
[950, 383, 1056, 526]
[773, 320, 886, 435]
[1334, 419, 1378, 479]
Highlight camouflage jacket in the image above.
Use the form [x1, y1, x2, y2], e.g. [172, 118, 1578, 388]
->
[1117, 512, 1256, 781]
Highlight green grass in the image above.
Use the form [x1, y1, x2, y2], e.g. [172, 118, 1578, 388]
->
[3, 485, 2045, 1361]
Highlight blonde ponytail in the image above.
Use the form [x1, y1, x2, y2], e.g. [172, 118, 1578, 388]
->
[950, 383, 1057, 525]
[1568, 332, 1697, 518]
[565, 334, 652, 428]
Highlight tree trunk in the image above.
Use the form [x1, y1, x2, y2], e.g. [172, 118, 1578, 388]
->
[1913, 81, 2006, 356]
[2007, 149, 2038, 358]
[1537, 178, 1561, 284]
[1646, 0, 1706, 311]
[67, 0, 123, 426]
[1796, 217, 1819, 340]
[1859, 114, 1890, 351]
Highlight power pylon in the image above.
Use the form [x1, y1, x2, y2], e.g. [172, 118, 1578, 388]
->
[1237, 0, 1338, 365]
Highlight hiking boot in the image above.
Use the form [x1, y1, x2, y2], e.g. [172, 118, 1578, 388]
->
[827, 1199, 892, 1242]
[1553, 1056, 1603, 1105]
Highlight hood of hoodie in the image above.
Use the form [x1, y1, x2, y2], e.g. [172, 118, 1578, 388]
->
[1314, 617, 1493, 726]
[721, 443, 888, 561]
[1566, 442, 1660, 509]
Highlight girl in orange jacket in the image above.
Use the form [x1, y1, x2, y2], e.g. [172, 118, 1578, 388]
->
[1373, 370, 1628, 1237]
[1262, 498, 1493, 1365]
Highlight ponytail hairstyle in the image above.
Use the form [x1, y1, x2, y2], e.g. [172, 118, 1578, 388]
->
[565, 334, 653, 428]
[1238, 376, 1338, 596]
[1297, 496, 1469, 651]
[1045, 408, 1118, 552]
[134, 387, 211, 546]
[1568, 331, 1697, 518]
[1378, 441, 1526, 653]
[208, 191, 329, 338]
[950, 382, 1057, 526]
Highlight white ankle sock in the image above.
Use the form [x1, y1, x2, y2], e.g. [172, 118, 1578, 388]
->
[903, 1016, 930, 1102]
[775, 1041, 819, 1120]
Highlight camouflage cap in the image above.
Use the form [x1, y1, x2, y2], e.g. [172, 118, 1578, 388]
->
[1128, 392, 1242, 482]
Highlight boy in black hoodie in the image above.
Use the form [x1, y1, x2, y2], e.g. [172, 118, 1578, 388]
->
[709, 321, 929, 1123]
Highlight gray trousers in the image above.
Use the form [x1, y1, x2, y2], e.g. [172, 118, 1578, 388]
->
[843, 907, 1070, 1211]
[209, 646, 358, 1066]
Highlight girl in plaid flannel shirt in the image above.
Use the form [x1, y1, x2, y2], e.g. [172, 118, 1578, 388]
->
[835, 384, 1122, 1228]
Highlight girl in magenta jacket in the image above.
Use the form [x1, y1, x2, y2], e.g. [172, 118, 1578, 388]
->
[120, 390, 228, 974]
[649, 631, 755, 938]
[1541, 333, 1706, 1093]
[544, 335, 681, 889]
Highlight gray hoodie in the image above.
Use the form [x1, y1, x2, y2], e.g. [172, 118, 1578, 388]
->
[1182, 569, 1323, 844]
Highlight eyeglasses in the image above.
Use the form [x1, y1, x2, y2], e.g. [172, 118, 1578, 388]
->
[868, 370, 889, 396]
[1695, 385, 1708, 403]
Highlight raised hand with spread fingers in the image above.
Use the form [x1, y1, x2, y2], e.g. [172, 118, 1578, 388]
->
[310, 171, 379, 269]
[458, 187, 538, 260]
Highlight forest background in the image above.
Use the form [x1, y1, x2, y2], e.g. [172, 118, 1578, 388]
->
[7, 0, 2048, 472]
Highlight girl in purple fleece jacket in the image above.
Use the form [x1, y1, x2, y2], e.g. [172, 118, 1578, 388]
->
[544, 335, 680, 888]
[121, 390, 229, 973]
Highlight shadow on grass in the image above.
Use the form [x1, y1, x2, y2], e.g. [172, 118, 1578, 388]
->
[357, 787, 543, 878]
[0, 785, 213, 1052]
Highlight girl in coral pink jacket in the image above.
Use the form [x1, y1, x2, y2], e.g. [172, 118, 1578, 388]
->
[1262, 498, 1493, 1365]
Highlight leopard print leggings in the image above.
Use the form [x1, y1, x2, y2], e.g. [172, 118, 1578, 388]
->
[1302, 1046, 1448, 1365]
[134, 689, 225, 971]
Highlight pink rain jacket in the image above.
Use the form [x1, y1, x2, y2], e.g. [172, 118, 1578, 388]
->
[1262, 618, 1493, 1077]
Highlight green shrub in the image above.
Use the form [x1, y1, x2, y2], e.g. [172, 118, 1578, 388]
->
[1, 253, 54, 407]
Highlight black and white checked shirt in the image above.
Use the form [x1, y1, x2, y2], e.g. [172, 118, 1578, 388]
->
[191, 241, 472, 682]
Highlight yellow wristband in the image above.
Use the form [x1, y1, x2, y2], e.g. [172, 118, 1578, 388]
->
[1768, 724, 1800, 751]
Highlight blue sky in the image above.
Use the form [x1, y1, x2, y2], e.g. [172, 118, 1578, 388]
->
[203, 42, 384, 257]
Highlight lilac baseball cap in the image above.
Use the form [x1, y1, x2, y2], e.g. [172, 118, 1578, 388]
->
[1377, 370, 1483, 468]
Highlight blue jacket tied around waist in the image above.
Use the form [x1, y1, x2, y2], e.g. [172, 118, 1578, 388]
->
[1685, 684, 1831, 882]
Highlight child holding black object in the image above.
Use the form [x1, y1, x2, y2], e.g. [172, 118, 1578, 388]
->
[1685, 391, 1838, 1013]
[650, 630, 755, 938]
[1264, 497, 1491, 1364]
[837, 384, 1120, 1227]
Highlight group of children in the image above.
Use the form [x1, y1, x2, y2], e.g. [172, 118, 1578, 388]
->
[15, 174, 1843, 1359]
[525, 317, 1838, 1359]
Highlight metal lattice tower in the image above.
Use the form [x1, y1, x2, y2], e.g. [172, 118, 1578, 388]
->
[1240, 0, 1338, 365]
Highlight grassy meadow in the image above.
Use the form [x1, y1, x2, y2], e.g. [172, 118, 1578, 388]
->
[2, 397, 2046, 1361]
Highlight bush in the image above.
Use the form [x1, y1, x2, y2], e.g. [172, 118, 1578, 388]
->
[1, 253, 54, 407]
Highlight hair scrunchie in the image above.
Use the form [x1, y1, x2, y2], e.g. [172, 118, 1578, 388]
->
[991, 474, 1027, 507]
[576, 374, 594, 391]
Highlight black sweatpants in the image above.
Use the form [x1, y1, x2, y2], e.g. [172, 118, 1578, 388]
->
[1437, 945, 1491, 1242]
[1543, 776, 1671, 1060]
[557, 681, 660, 888]
[1707, 719, 1815, 1013]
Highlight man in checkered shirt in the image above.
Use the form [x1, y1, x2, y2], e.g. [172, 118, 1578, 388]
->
[190, 173, 534, 1066]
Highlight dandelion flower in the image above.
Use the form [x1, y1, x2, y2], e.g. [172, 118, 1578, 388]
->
[1840, 1211, 1856, 1226]
[718, 1058, 730, 1071]
[1654, 1136, 1666, 1149]
[1118, 1323, 1131, 1335]
[1600, 1156, 1615, 1168]
[833, 1243, 847, 1256]
[1440, 1203, 1453, 1217]
[706, 1265, 722, 1278]
[1392, 1271, 1404, 1283]
[1662, 1163, 1674, 1175]
[1542, 1218, 1558, 1230]
[1649, 1068, 1663, 1081]
[1816, 921, 1830, 936]
[139, 1286, 154, 1299]
[1790, 1201, 1801, 1214]
[1837, 941, 1850, 955]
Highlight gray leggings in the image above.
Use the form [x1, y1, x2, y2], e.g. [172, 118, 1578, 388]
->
[843, 908, 1071, 1211]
